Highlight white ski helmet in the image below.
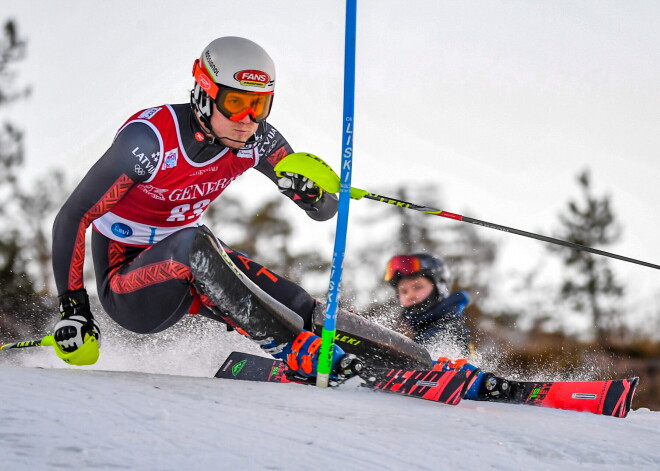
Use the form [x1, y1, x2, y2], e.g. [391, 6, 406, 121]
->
[191, 36, 276, 125]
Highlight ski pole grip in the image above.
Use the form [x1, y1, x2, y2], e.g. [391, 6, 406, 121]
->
[275, 152, 341, 193]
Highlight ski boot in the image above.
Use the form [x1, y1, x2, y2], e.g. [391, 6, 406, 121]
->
[260, 330, 364, 386]
[433, 357, 514, 401]
[478, 372, 512, 400]
[462, 372, 514, 401]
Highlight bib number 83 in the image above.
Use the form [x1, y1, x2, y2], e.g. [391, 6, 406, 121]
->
[167, 199, 211, 222]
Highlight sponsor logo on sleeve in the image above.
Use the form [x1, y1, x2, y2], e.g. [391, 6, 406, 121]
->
[134, 165, 145, 176]
[259, 127, 279, 155]
[138, 107, 162, 119]
[131, 147, 157, 175]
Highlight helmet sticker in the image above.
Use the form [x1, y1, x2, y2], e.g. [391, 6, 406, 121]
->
[233, 70, 270, 88]
[204, 49, 220, 76]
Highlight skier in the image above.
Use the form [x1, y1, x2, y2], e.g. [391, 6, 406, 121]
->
[383, 253, 511, 400]
[48, 35, 508, 397]
[50, 36, 362, 379]
[383, 253, 473, 354]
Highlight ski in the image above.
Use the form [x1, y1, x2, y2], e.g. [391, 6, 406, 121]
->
[491, 376, 639, 418]
[362, 367, 471, 405]
[216, 351, 299, 384]
[215, 351, 470, 406]
[215, 352, 639, 417]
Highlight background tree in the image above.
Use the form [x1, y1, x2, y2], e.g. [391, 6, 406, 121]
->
[203, 194, 330, 292]
[0, 20, 28, 205]
[549, 169, 624, 348]
[0, 19, 52, 340]
[18, 170, 69, 294]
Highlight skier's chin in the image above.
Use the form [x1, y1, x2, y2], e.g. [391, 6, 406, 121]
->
[220, 135, 251, 148]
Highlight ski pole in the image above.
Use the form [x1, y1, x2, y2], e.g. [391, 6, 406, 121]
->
[274, 152, 660, 271]
[317, 0, 358, 388]
[1, 333, 99, 365]
[0, 335, 55, 352]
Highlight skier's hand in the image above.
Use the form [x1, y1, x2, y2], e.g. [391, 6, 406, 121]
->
[54, 289, 101, 353]
[277, 172, 324, 211]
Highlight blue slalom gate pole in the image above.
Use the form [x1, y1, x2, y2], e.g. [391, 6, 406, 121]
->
[316, 0, 357, 388]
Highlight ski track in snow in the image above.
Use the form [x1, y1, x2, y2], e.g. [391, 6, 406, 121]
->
[1, 361, 658, 471]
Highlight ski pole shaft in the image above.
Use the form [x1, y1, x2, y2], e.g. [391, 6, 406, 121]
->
[0, 335, 54, 352]
[274, 152, 660, 271]
[360, 191, 660, 270]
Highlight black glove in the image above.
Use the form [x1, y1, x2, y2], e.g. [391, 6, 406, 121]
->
[277, 172, 324, 211]
[54, 289, 101, 353]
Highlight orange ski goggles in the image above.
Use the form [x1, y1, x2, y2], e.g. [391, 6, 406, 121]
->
[193, 59, 274, 122]
[215, 87, 273, 122]
[383, 255, 426, 283]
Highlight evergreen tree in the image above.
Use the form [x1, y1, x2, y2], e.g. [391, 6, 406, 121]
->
[550, 170, 624, 347]
[0, 19, 52, 339]
[203, 194, 329, 292]
[19, 170, 68, 294]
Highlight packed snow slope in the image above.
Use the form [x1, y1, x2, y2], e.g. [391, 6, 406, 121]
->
[1, 323, 658, 471]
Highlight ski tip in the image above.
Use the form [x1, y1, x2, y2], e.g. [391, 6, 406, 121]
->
[623, 377, 640, 417]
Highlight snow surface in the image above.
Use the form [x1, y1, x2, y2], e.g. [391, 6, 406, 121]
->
[1, 321, 658, 471]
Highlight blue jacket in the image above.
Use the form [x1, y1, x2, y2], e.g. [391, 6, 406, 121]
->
[402, 290, 470, 345]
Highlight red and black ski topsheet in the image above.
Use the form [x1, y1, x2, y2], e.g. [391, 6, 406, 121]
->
[362, 367, 471, 405]
[215, 351, 470, 406]
[500, 377, 639, 418]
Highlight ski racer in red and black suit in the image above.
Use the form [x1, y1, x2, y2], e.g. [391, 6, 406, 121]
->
[51, 36, 365, 379]
[51, 36, 482, 386]
[52, 103, 331, 334]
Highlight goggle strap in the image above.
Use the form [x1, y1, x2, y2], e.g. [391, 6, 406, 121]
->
[193, 59, 220, 100]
